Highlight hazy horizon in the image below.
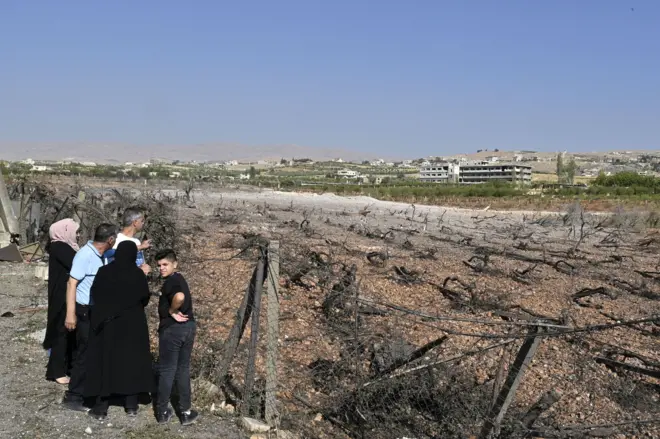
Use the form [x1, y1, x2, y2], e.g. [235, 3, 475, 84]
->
[1, 1, 659, 158]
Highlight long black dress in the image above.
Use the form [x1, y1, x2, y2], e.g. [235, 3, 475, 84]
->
[44, 241, 77, 381]
[83, 241, 153, 412]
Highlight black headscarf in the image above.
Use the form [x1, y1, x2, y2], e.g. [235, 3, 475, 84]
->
[90, 241, 150, 332]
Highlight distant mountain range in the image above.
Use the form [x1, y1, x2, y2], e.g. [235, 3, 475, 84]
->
[0, 141, 390, 163]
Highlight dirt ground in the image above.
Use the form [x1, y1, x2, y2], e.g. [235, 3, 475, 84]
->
[2, 183, 659, 438]
[0, 264, 244, 439]
[184, 188, 659, 438]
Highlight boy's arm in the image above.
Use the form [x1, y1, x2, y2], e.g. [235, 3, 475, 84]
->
[169, 292, 189, 322]
[169, 292, 185, 314]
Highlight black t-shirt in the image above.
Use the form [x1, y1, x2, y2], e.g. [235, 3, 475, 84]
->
[158, 272, 195, 333]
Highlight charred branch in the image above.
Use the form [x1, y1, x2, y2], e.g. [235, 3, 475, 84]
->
[522, 390, 562, 429]
[595, 357, 660, 379]
[371, 336, 448, 378]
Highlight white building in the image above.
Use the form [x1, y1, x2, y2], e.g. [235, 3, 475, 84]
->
[336, 169, 359, 179]
[420, 161, 532, 184]
[419, 163, 460, 183]
[31, 165, 52, 172]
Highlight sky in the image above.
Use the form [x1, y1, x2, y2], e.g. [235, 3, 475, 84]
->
[1, 0, 659, 157]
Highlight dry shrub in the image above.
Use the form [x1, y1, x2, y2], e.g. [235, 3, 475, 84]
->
[324, 365, 492, 439]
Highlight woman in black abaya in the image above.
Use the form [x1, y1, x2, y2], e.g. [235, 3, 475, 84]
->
[43, 218, 80, 384]
[84, 241, 153, 420]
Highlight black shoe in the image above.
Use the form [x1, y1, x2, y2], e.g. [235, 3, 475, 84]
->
[179, 409, 199, 426]
[61, 398, 89, 412]
[88, 410, 107, 421]
[156, 408, 173, 424]
[125, 408, 138, 417]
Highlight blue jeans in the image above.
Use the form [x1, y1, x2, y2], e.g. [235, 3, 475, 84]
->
[156, 321, 196, 413]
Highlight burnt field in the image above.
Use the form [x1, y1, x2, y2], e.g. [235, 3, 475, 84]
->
[7, 180, 660, 439]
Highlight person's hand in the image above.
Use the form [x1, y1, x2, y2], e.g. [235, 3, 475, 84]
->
[140, 263, 152, 275]
[171, 311, 189, 323]
[140, 239, 152, 250]
[65, 313, 77, 331]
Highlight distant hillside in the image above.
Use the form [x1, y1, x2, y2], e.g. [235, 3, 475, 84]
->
[0, 141, 392, 163]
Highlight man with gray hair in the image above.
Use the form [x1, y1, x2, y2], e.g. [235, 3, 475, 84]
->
[112, 207, 151, 274]
[62, 223, 118, 411]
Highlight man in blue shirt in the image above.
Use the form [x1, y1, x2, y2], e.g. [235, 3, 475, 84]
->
[62, 223, 118, 412]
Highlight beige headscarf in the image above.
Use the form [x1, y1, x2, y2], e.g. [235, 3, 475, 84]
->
[49, 218, 80, 251]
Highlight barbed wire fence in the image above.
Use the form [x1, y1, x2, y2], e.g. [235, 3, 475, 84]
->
[196, 234, 659, 439]
[193, 202, 660, 439]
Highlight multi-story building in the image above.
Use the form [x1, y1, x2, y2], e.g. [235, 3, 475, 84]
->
[418, 162, 460, 183]
[419, 161, 532, 184]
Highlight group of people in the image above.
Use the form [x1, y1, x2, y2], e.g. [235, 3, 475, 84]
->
[43, 208, 198, 425]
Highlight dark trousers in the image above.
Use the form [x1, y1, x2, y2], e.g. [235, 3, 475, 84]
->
[46, 313, 75, 380]
[93, 394, 138, 414]
[64, 303, 90, 402]
[157, 321, 196, 413]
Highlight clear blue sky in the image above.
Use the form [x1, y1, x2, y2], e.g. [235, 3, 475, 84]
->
[1, 0, 658, 156]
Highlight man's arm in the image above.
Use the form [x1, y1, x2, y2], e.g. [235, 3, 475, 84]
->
[169, 292, 189, 322]
[64, 277, 79, 331]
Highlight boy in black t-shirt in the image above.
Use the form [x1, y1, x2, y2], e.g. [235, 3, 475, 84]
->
[154, 249, 198, 426]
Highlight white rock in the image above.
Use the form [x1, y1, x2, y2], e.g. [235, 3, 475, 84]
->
[85, 427, 92, 435]
[28, 328, 47, 343]
[195, 379, 220, 396]
[240, 417, 270, 433]
[220, 401, 235, 414]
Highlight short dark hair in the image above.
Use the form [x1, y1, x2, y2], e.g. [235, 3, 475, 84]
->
[94, 223, 118, 242]
[122, 207, 144, 228]
[155, 248, 177, 263]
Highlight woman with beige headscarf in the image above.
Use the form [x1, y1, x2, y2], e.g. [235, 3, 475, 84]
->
[43, 218, 80, 384]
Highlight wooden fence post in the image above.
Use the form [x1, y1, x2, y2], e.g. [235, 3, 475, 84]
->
[241, 246, 267, 415]
[265, 240, 280, 426]
[217, 258, 266, 384]
[73, 190, 86, 232]
[479, 326, 543, 439]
